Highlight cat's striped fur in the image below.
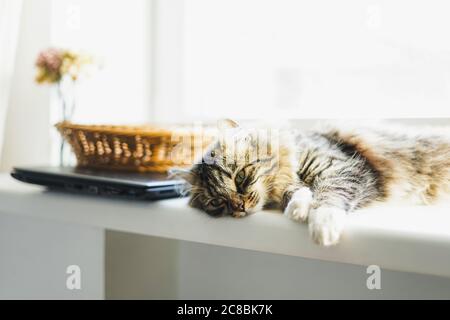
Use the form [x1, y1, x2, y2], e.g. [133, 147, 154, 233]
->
[172, 120, 450, 246]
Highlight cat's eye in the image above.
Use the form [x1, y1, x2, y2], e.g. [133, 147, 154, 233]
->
[210, 199, 223, 207]
[235, 170, 246, 185]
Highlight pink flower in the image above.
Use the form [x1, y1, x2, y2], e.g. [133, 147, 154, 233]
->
[36, 48, 63, 74]
[35, 47, 97, 84]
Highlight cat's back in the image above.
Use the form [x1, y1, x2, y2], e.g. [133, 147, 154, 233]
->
[318, 121, 450, 203]
[292, 121, 450, 204]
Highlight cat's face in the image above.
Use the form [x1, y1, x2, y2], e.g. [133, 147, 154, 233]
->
[172, 121, 278, 217]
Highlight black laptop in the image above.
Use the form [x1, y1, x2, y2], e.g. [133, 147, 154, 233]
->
[11, 166, 187, 200]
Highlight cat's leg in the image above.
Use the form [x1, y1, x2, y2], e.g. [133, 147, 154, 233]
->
[282, 186, 313, 223]
[283, 183, 349, 246]
[308, 205, 347, 246]
[308, 176, 366, 246]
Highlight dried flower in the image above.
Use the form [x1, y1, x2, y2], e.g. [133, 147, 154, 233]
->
[35, 48, 63, 83]
[35, 47, 96, 84]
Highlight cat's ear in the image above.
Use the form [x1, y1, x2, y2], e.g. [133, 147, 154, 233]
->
[168, 167, 197, 185]
[217, 118, 239, 130]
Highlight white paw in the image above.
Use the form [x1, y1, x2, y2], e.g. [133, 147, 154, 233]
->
[283, 187, 313, 222]
[308, 207, 346, 246]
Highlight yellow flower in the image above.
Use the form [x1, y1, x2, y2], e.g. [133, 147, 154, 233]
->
[35, 48, 97, 84]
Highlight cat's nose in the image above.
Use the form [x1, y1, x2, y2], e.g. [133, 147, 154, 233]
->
[231, 199, 245, 212]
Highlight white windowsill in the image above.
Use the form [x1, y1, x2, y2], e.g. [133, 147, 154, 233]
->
[1, 174, 449, 278]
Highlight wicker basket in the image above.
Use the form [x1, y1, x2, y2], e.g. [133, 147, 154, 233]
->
[56, 121, 216, 172]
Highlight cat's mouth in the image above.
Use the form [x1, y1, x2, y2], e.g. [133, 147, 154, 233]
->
[230, 205, 259, 218]
[229, 200, 256, 218]
[231, 211, 248, 218]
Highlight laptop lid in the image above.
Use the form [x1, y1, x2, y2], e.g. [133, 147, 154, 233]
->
[11, 166, 188, 200]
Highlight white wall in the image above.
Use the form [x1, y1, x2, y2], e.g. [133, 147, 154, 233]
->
[0, 213, 104, 299]
[1, 0, 152, 169]
[0, 0, 53, 171]
[50, 0, 150, 125]
[105, 232, 178, 299]
[0, 0, 104, 300]
[177, 241, 450, 299]
[106, 231, 450, 299]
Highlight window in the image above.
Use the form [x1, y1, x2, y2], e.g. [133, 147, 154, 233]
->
[50, 0, 450, 124]
[51, 0, 150, 124]
[161, 0, 450, 121]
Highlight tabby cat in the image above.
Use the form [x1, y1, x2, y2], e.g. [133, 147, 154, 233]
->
[172, 120, 450, 246]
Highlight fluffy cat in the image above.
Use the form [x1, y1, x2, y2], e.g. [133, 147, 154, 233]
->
[172, 120, 450, 246]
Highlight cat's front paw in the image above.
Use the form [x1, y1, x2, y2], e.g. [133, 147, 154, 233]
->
[283, 187, 313, 223]
[308, 207, 346, 246]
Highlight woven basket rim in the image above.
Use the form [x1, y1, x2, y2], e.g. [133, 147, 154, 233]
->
[56, 121, 216, 173]
[55, 121, 214, 137]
